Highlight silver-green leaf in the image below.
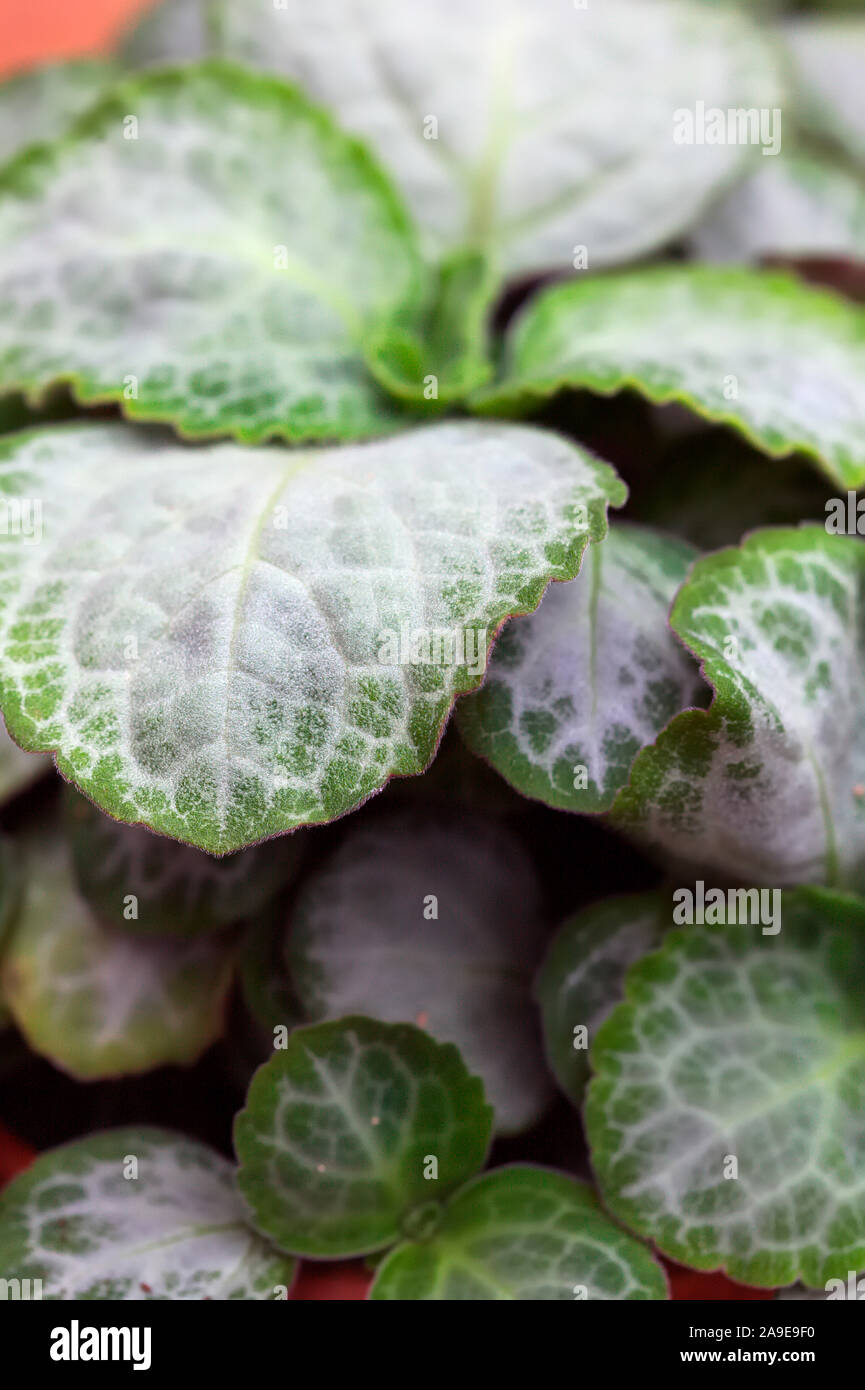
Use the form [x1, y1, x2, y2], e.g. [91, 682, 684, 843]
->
[124, 0, 783, 277]
[458, 525, 704, 813]
[586, 888, 865, 1289]
[783, 17, 865, 166]
[234, 1016, 493, 1257]
[286, 809, 553, 1134]
[0, 61, 115, 165]
[64, 788, 303, 938]
[535, 893, 665, 1108]
[0, 63, 422, 443]
[0, 829, 236, 1078]
[691, 152, 865, 263]
[0, 1127, 296, 1299]
[475, 266, 865, 490]
[612, 526, 865, 890]
[0, 420, 623, 853]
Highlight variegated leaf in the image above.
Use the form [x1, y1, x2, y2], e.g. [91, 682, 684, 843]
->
[124, 0, 783, 276]
[586, 888, 865, 1288]
[0, 63, 422, 443]
[458, 525, 704, 813]
[612, 527, 865, 890]
[64, 788, 302, 937]
[370, 1166, 668, 1300]
[535, 893, 665, 1107]
[0, 830, 235, 1078]
[476, 267, 865, 489]
[286, 809, 553, 1134]
[0, 1127, 295, 1299]
[0, 420, 623, 853]
[235, 1016, 493, 1257]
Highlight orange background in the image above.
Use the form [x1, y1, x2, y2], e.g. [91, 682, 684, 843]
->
[0, 0, 153, 77]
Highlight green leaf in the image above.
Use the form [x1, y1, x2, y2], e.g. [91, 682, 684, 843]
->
[234, 1015, 493, 1257]
[0, 1127, 296, 1299]
[536, 893, 665, 1108]
[691, 152, 865, 262]
[366, 250, 495, 407]
[475, 266, 865, 489]
[458, 525, 704, 814]
[286, 809, 553, 1134]
[586, 888, 865, 1289]
[0, 829, 236, 1078]
[784, 18, 865, 166]
[612, 526, 865, 890]
[0, 420, 623, 853]
[369, 1165, 668, 1300]
[0, 61, 115, 165]
[63, 788, 302, 938]
[0, 720, 48, 805]
[0, 62, 423, 443]
[124, 0, 782, 277]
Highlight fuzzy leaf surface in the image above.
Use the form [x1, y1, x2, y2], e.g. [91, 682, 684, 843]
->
[476, 267, 865, 489]
[586, 890, 865, 1288]
[458, 526, 704, 813]
[0, 831, 235, 1078]
[0, 420, 622, 852]
[0, 63, 423, 443]
[370, 1166, 668, 1300]
[124, 0, 782, 277]
[235, 1016, 493, 1257]
[612, 527, 865, 889]
[0, 1127, 295, 1299]
[287, 810, 553, 1134]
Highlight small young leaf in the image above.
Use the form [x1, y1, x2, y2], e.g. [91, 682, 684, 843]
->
[64, 788, 302, 938]
[0, 720, 48, 806]
[0, 420, 623, 853]
[0, 1127, 295, 1299]
[124, 0, 782, 277]
[366, 249, 495, 407]
[286, 810, 553, 1134]
[535, 893, 665, 1108]
[458, 526, 705, 813]
[585, 889, 865, 1289]
[234, 1016, 493, 1257]
[475, 267, 865, 489]
[784, 18, 865, 165]
[369, 1166, 668, 1300]
[612, 527, 865, 889]
[691, 152, 865, 263]
[0, 830, 236, 1078]
[0, 61, 115, 165]
[0, 62, 423, 443]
